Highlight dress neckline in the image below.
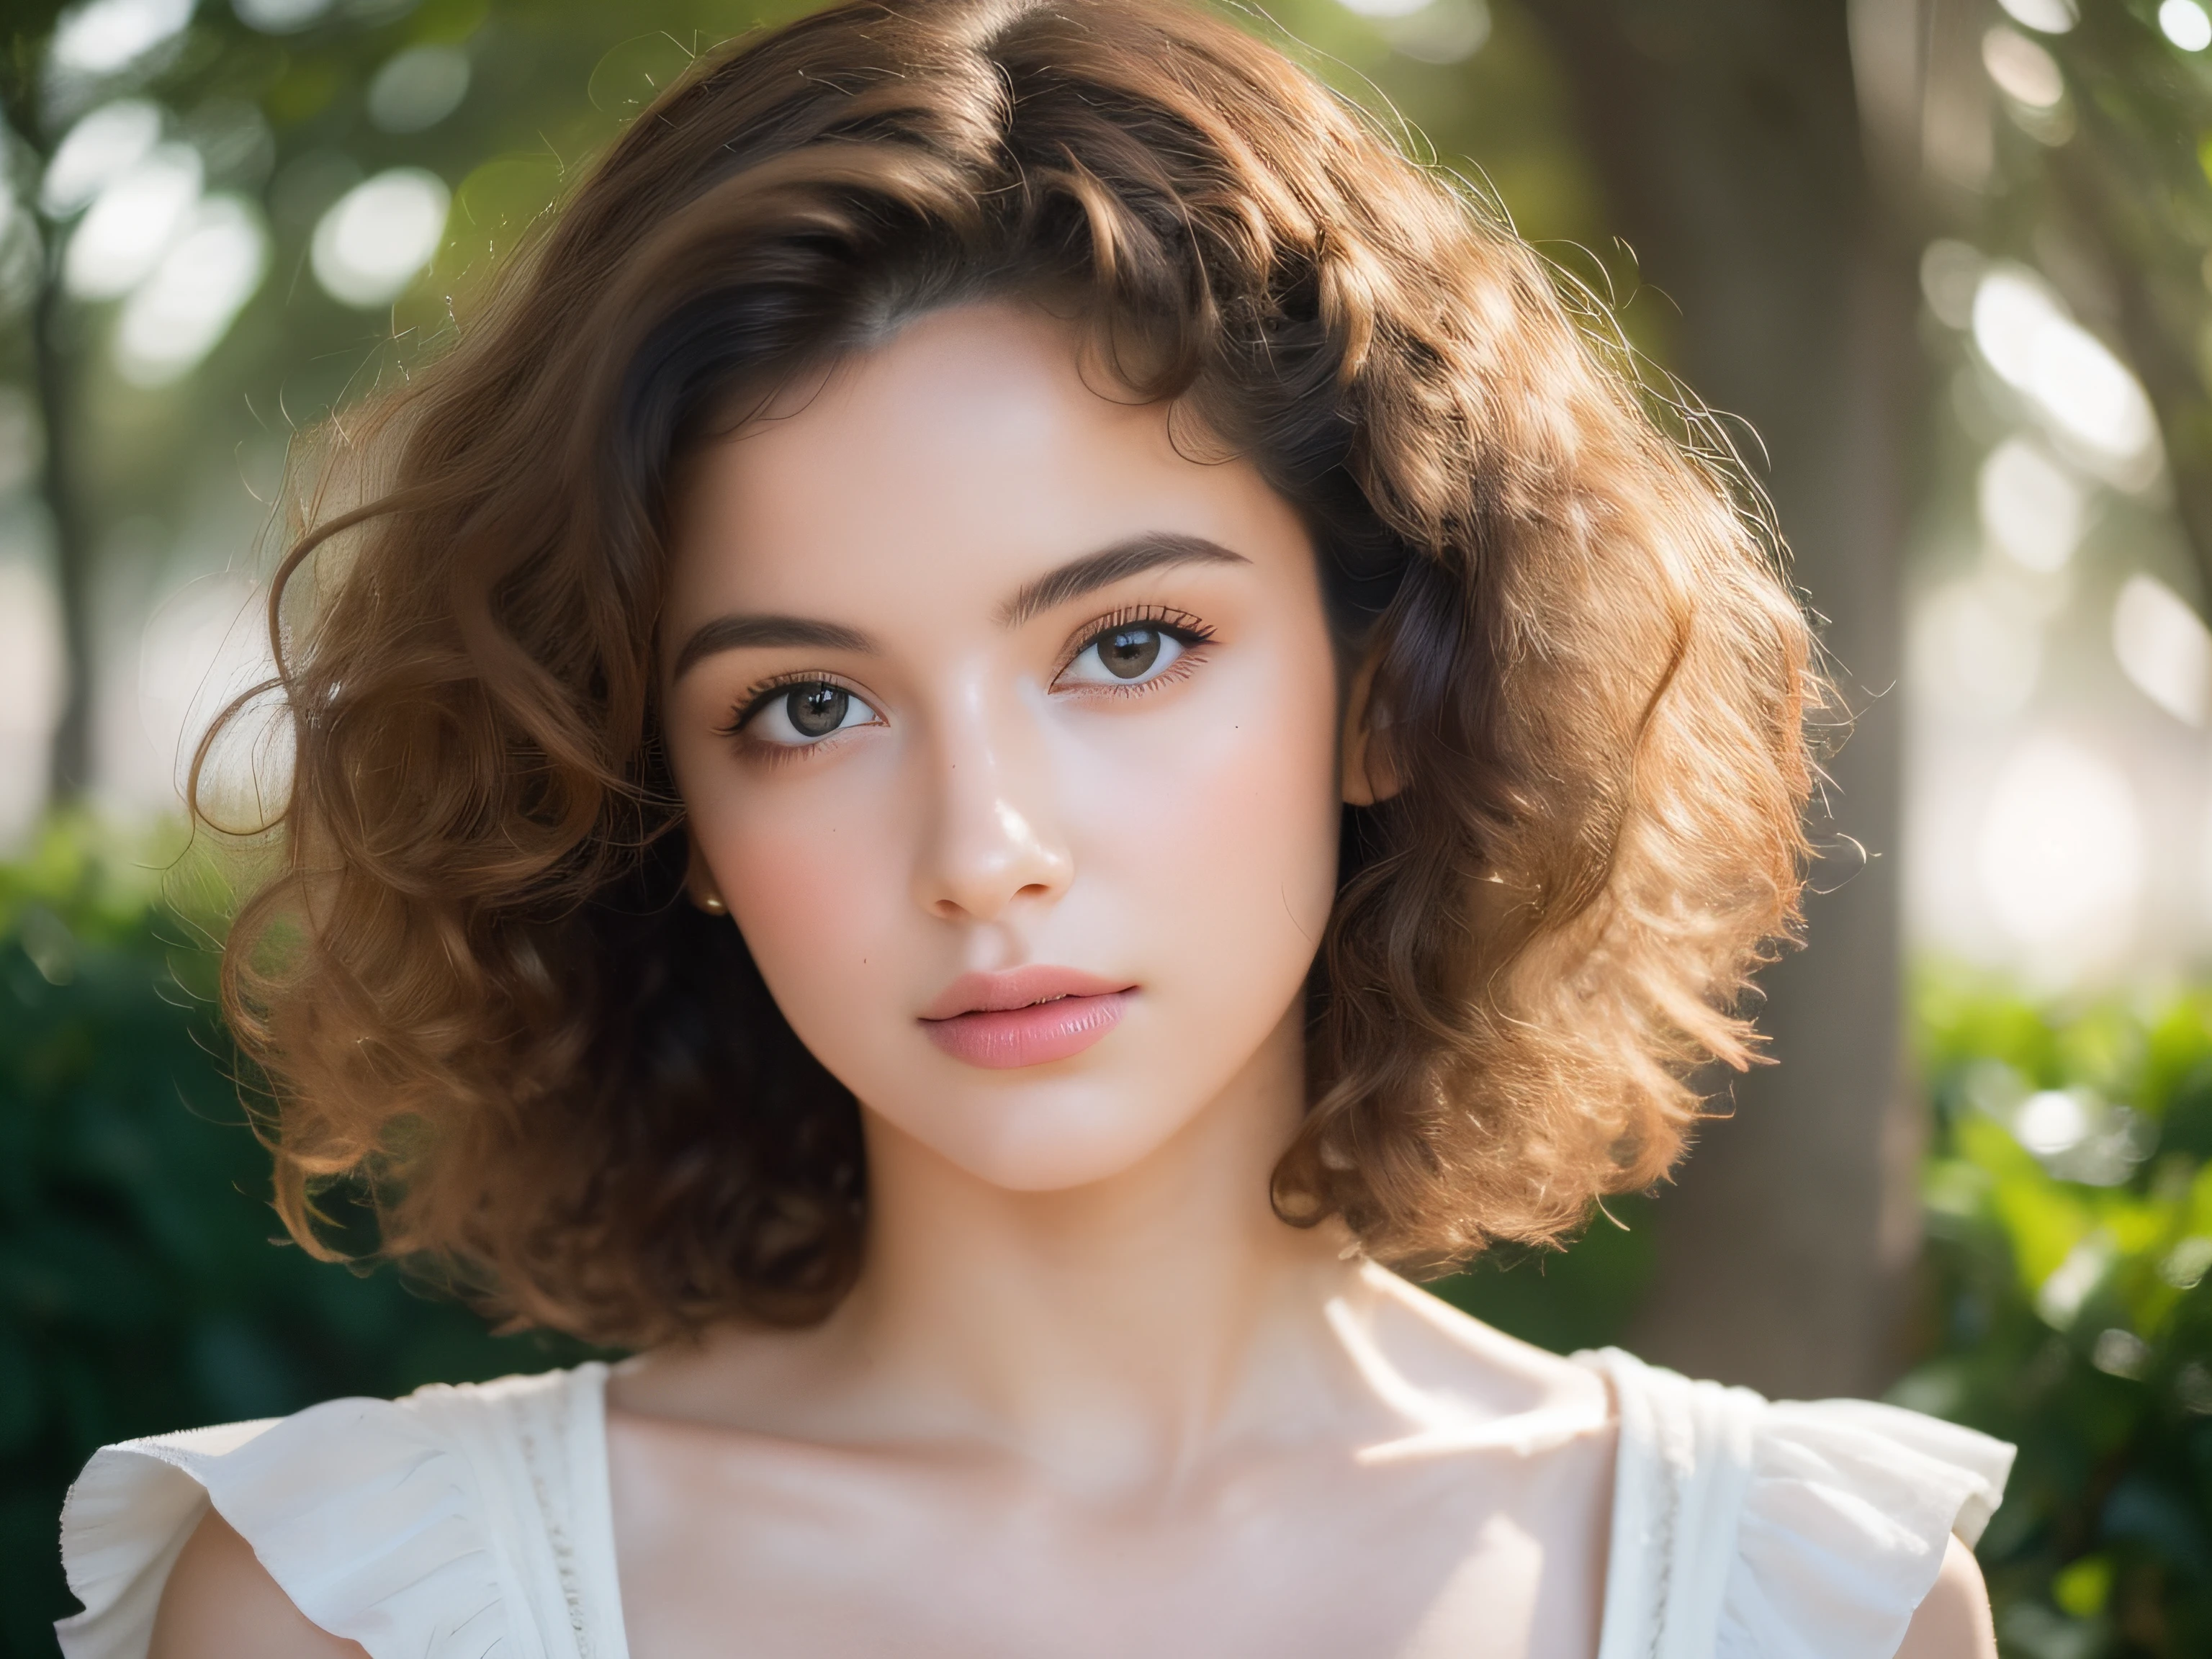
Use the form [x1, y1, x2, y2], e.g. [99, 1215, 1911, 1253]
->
[574, 1352, 1631, 1659]
[570, 1362, 637, 1659]
[53, 1343, 2014, 1659]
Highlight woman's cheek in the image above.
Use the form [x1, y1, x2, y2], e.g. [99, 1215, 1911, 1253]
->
[715, 797, 904, 1074]
[1098, 662, 1340, 1006]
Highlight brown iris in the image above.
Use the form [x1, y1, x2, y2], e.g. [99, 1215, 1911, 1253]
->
[1097, 626, 1162, 680]
[785, 683, 850, 737]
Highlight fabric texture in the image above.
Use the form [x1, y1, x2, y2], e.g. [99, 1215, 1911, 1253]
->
[56, 1350, 2013, 1659]
[55, 1364, 626, 1659]
[1582, 1349, 2015, 1659]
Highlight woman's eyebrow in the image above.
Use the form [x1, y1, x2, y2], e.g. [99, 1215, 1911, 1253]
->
[671, 614, 878, 681]
[670, 534, 1246, 679]
[997, 533, 1249, 626]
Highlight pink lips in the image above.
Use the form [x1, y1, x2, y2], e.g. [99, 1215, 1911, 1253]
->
[919, 966, 1136, 1069]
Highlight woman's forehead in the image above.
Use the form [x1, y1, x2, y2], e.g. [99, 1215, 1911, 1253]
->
[665, 302, 1303, 619]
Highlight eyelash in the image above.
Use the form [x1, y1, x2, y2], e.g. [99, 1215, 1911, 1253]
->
[712, 603, 1220, 752]
[1053, 604, 1216, 693]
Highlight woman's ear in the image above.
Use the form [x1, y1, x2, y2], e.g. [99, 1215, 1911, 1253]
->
[1341, 654, 1403, 806]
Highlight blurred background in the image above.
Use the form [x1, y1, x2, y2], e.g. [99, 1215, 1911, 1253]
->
[1, 0, 2210, 1652]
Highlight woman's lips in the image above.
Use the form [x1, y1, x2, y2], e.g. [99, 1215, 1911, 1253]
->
[920, 967, 1136, 1069]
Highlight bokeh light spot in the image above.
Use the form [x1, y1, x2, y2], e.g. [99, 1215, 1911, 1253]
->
[367, 45, 472, 134]
[1977, 734, 2144, 958]
[1979, 439, 2084, 573]
[1983, 27, 2065, 108]
[1337, 0, 1431, 22]
[49, 0, 193, 78]
[1972, 269, 2158, 477]
[63, 142, 202, 301]
[310, 168, 451, 309]
[1920, 239, 1984, 328]
[233, 0, 336, 34]
[1389, 0, 1491, 63]
[114, 196, 269, 387]
[1997, 0, 2077, 32]
[2016, 1089, 2089, 1156]
[2112, 574, 2211, 725]
[2162, 0, 2212, 50]
[40, 99, 161, 218]
[1914, 577, 2044, 719]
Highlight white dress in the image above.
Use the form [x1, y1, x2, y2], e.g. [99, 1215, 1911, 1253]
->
[54, 1346, 2014, 1659]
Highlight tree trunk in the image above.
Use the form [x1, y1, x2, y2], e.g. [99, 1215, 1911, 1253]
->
[6, 67, 91, 811]
[1526, 0, 1923, 1399]
[33, 276, 92, 805]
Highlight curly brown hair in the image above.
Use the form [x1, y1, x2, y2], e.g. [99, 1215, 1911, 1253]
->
[204, 0, 1817, 1347]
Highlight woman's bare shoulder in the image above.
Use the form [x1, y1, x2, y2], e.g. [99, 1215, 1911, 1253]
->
[1896, 1534, 2001, 1659]
[149, 1509, 367, 1659]
[1357, 1261, 1616, 1426]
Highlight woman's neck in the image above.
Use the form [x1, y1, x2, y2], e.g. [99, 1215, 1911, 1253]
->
[626, 1008, 1376, 1492]
[836, 1014, 1359, 1486]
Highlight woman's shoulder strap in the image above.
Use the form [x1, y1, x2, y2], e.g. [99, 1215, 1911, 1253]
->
[1581, 1347, 2013, 1659]
[55, 1363, 620, 1659]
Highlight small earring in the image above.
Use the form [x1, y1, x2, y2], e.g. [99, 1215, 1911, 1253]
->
[695, 891, 727, 916]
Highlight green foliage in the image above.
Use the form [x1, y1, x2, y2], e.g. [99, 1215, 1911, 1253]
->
[1895, 969, 2212, 1659]
[1429, 1190, 1658, 1357]
[0, 828, 583, 1658]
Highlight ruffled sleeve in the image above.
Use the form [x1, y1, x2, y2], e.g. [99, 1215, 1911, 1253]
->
[1718, 1397, 2013, 1659]
[54, 1366, 619, 1659]
[1584, 1347, 2014, 1659]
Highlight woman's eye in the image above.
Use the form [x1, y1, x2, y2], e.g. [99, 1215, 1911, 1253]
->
[742, 682, 878, 747]
[1058, 624, 1190, 688]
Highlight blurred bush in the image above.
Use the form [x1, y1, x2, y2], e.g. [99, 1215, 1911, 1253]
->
[1898, 971, 2212, 1659]
[1434, 1190, 1656, 1357]
[0, 827, 585, 1658]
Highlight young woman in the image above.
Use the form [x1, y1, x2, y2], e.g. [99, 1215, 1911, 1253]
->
[58, 1, 2010, 1655]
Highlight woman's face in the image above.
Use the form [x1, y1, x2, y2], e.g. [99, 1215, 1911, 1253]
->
[662, 302, 1348, 1192]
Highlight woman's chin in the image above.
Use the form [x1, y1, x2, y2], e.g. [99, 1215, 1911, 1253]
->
[862, 1087, 1213, 1195]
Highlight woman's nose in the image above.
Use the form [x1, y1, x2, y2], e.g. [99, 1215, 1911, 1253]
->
[913, 707, 1074, 924]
